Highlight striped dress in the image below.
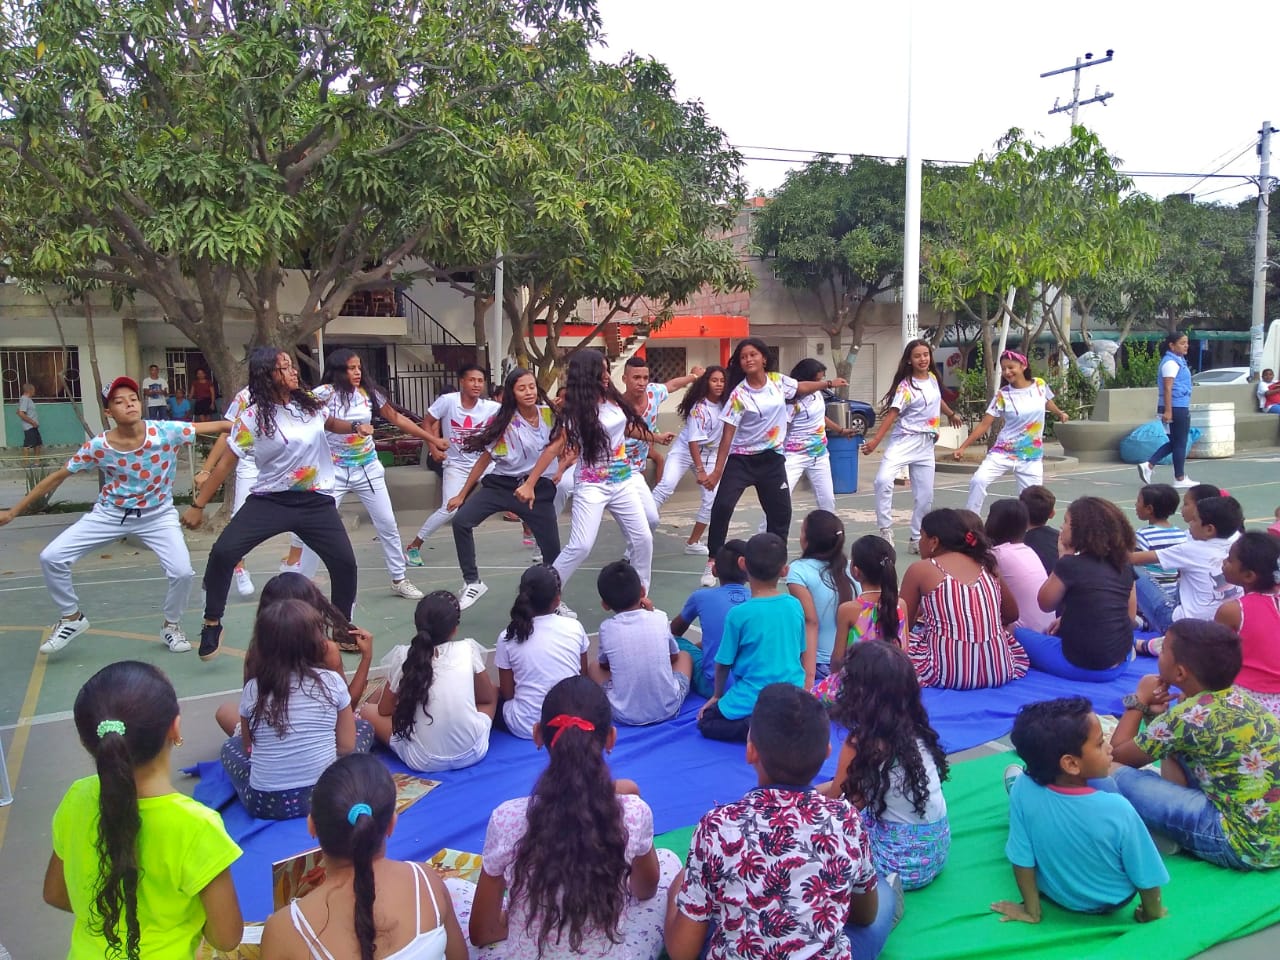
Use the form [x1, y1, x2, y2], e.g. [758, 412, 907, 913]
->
[908, 558, 1029, 690]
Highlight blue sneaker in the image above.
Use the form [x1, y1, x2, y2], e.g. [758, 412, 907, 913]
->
[405, 547, 424, 567]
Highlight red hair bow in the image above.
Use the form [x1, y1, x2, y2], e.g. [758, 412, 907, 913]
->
[964, 531, 978, 546]
[545, 714, 595, 747]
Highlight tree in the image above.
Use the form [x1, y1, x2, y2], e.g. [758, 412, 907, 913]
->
[0, 0, 604, 395]
[924, 127, 1157, 393]
[494, 56, 753, 387]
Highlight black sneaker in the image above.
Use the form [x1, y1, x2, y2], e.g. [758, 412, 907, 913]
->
[199, 623, 222, 661]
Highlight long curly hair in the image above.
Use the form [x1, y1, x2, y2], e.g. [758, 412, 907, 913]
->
[1065, 496, 1135, 573]
[321, 347, 387, 411]
[830, 641, 948, 818]
[245, 345, 324, 439]
[465, 368, 546, 453]
[724, 336, 776, 393]
[309, 754, 397, 960]
[850, 535, 901, 644]
[392, 591, 462, 740]
[510, 677, 629, 955]
[554, 349, 648, 467]
[675, 365, 726, 420]
[921, 508, 997, 573]
[244, 572, 352, 682]
[800, 509, 855, 604]
[879, 338, 933, 414]
[72, 661, 180, 960]
[504, 565, 562, 644]
[245, 598, 337, 738]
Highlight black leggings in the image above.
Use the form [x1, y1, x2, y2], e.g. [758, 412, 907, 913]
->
[452, 475, 561, 583]
[203, 491, 357, 620]
[697, 701, 751, 742]
[706, 450, 792, 555]
[1149, 406, 1191, 479]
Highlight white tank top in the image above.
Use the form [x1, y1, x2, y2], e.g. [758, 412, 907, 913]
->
[288, 861, 447, 960]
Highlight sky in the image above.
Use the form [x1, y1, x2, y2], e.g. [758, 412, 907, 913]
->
[592, 0, 1274, 207]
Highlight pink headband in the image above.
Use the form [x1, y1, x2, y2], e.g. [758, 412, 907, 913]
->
[1000, 350, 1028, 367]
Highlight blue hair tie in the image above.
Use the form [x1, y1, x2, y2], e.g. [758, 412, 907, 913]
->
[347, 802, 373, 825]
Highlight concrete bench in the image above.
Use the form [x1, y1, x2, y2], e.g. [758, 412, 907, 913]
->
[1056, 384, 1278, 463]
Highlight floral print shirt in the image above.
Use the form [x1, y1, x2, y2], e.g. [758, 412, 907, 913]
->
[67, 420, 196, 512]
[721, 372, 798, 456]
[228, 398, 336, 495]
[1136, 686, 1280, 868]
[624, 382, 669, 473]
[985, 378, 1054, 462]
[675, 786, 876, 960]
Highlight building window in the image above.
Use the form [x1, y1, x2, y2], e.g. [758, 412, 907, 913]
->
[644, 347, 688, 386]
[1, 346, 81, 402]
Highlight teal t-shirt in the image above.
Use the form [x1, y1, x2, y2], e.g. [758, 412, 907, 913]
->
[786, 558, 841, 667]
[715, 593, 806, 720]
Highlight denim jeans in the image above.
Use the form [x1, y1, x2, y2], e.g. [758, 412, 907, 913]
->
[844, 873, 903, 960]
[1097, 767, 1247, 870]
[1134, 568, 1178, 635]
[1013, 627, 1133, 683]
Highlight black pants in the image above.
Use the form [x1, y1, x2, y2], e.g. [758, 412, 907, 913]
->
[1149, 406, 1191, 479]
[707, 450, 791, 555]
[697, 701, 751, 742]
[453, 475, 561, 583]
[203, 491, 357, 620]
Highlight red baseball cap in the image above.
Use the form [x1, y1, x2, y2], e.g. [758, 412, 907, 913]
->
[101, 376, 141, 406]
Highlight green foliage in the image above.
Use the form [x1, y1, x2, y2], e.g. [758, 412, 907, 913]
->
[953, 345, 1094, 440]
[1104, 341, 1162, 389]
[21, 461, 57, 513]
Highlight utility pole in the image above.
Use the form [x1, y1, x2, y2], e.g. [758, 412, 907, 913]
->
[1250, 121, 1275, 376]
[902, 9, 921, 350]
[490, 248, 504, 386]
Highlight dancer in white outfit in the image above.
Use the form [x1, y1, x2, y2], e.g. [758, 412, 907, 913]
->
[524, 349, 661, 607]
[285, 350, 440, 600]
[952, 350, 1068, 514]
[0, 376, 230, 655]
[619, 356, 701, 531]
[862, 339, 963, 552]
[404, 363, 498, 565]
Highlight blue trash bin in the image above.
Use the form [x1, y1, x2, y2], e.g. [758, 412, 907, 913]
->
[828, 435, 862, 494]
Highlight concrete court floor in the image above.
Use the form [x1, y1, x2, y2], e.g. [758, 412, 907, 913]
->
[1, 448, 1278, 958]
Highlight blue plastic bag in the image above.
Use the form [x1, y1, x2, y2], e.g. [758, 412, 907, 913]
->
[1118, 419, 1201, 465]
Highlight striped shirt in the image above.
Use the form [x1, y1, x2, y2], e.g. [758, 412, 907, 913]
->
[908, 559, 1029, 690]
[1135, 524, 1188, 591]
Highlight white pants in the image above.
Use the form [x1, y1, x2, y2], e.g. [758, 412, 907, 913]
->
[965, 454, 1043, 514]
[653, 445, 718, 525]
[758, 450, 835, 531]
[554, 480, 653, 589]
[414, 460, 471, 541]
[231, 459, 259, 516]
[40, 504, 193, 622]
[554, 464, 575, 517]
[874, 432, 937, 540]
[628, 473, 660, 529]
[295, 459, 406, 581]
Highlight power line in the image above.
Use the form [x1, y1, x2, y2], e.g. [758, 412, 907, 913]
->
[1180, 143, 1258, 196]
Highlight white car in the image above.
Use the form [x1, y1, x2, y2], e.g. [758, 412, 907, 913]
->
[1191, 367, 1251, 386]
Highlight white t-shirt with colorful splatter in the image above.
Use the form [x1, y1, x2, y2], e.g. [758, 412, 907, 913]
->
[576, 401, 632, 484]
[683, 399, 725, 459]
[624, 383, 669, 473]
[783, 391, 829, 457]
[488, 405, 555, 477]
[721, 372, 798, 455]
[314, 384, 383, 469]
[66, 420, 196, 512]
[428, 393, 501, 470]
[888, 373, 942, 437]
[222, 389, 254, 465]
[228, 399, 336, 495]
[985, 378, 1054, 462]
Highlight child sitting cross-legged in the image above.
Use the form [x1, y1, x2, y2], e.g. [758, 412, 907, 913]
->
[670, 540, 751, 699]
[666, 683, 895, 960]
[696, 532, 806, 742]
[1215, 531, 1280, 716]
[591, 560, 694, 725]
[1110, 619, 1280, 870]
[995, 696, 1169, 924]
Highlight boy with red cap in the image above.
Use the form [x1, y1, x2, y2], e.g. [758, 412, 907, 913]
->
[0, 376, 230, 654]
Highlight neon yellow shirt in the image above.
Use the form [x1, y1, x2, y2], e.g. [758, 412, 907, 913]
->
[52, 776, 241, 959]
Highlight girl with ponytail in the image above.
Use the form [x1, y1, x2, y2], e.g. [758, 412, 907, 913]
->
[261, 753, 466, 960]
[786, 509, 856, 685]
[493, 565, 589, 740]
[46, 661, 243, 959]
[460, 676, 679, 958]
[361, 591, 498, 771]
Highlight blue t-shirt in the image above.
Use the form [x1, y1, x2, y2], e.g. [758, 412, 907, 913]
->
[1006, 777, 1169, 913]
[679, 583, 751, 695]
[715, 593, 805, 720]
[168, 397, 193, 420]
[786, 557, 841, 667]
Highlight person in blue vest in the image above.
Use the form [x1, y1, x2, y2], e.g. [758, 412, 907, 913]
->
[1137, 332, 1197, 490]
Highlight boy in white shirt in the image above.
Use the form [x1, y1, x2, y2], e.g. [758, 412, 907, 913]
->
[141, 364, 169, 420]
[591, 560, 693, 725]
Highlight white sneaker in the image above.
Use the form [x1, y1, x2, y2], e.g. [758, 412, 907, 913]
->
[700, 560, 716, 587]
[908, 539, 921, 555]
[879, 527, 894, 545]
[555, 601, 578, 619]
[458, 581, 488, 610]
[531, 551, 543, 564]
[41, 616, 90, 654]
[1137, 462, 1153, 485]
[391, 579, 424, 600]
[162, 623, 192, 653]
[234, 567, 255, 597]
[279, 561, 302, 574]
[684, 541, 709, 556]
[1173, 476, 1197, 489]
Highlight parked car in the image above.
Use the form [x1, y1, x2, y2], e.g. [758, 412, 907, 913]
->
[824, 392, 877, 435]
[1191, 367, 1251, 386]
